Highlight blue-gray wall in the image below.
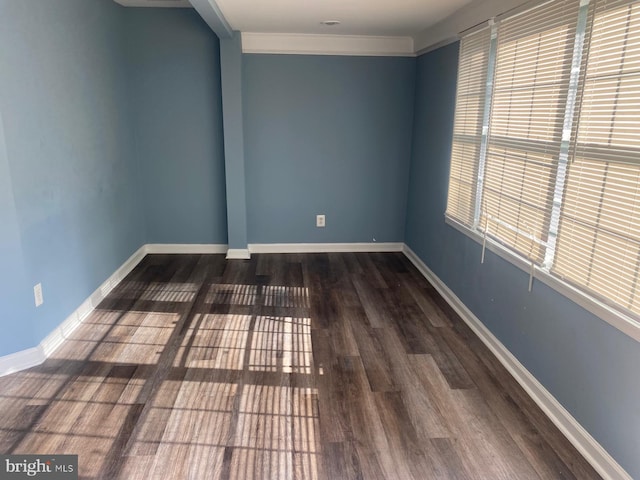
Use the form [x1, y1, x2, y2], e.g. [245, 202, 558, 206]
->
[243, 54, 416, 244]
[0, 2, 228, 357]
[0, 112, 34, 354]
[405, 41, 640, 479]
[0, 0, 144, 353]
[219, 32, 249, 250]
[125, 8, 227, 244]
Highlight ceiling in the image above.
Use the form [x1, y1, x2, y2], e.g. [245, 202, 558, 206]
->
[115, 0, 475, 38]
[213, 0, 474, 37]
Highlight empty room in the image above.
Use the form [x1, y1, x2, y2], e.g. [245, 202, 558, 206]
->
[0, 0, 638, 478]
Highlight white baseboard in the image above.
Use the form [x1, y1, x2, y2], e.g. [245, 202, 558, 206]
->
[0, 347, 45, 377]
[248, 242, 404, 254]
[226, 248, 251, 260]
[145, 243, 228, 254]
[402, 244, 631, 480]
[0, 245, 147, 377]
[40, 245, 147, 358]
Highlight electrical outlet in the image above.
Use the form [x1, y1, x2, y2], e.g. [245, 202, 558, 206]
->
[34, 283, 44, 307]
[316, 214, 326, 228]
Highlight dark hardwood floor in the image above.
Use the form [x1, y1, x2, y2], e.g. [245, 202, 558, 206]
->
[0, 253, 601, 479]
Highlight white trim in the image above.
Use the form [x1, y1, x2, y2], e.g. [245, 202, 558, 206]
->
[444, 216, 640, 343]
[145, 243, 228, 255]
[0, 245, 147, 377]
[0, 347, 45, 378]
[241, 32, 415, 57]
[113, 0, 191, 7]
[248, 242, 404, 254]
[402, 244, 633, 480]
[226, 248, 251, 260]
[40, 245, 147, 357]
[415, 36, 460, 56]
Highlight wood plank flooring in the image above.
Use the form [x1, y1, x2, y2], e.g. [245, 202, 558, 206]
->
[0, 253, 601, 479]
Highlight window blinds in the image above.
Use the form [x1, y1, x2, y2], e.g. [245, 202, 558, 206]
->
[446, 26, 491, 227]
[554, 0, 640, 314]
[446, 0, 640, 322]
[481, 0, 582, 263]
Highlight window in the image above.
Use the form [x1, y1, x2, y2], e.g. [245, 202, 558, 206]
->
[446, 0, 640, 325]
[447, 25, 491, 228]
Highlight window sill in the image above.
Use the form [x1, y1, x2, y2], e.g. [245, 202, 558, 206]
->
[445, 216, 640, 343]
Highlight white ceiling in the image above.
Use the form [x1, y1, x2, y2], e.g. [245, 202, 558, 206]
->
[114, 0, 490, 53]
[214, 0, 474, 37]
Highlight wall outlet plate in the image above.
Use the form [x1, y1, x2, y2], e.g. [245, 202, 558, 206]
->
[34, 283, 44, 307]
[316, 214, 326, 227]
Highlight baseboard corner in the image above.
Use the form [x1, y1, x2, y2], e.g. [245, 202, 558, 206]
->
[226, 248, 251, 260]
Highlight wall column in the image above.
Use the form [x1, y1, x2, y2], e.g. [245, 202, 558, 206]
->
[219, 31, 250, 259]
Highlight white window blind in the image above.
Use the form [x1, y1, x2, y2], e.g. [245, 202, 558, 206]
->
[446, 0, 640, 326]
[554, 0, 640, 314]
[481, 0, 582, 263]
[446, 26, 491, 227]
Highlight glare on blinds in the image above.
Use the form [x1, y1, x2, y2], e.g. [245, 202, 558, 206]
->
[446, 26, 491, 227]
[554, 0, 640, 315]
[480, 0, 581, 263]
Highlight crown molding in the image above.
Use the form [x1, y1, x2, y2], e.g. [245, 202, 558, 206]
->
[241, 32, 415, 57]
[113, 0, 191, 7]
